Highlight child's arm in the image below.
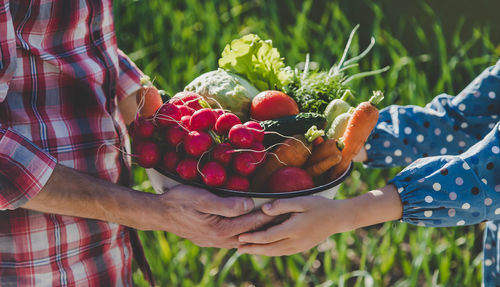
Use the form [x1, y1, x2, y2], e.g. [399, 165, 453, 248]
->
[239, 122, 500, 256]
[238, 184, 402, 256]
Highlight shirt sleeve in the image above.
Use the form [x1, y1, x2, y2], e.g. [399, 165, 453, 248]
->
[0, 1, 17, 102]
[0, 126, 57, 210]
[365, 59, 500, 168]
[115, 49, 143, 103]
[391, 122, 500, 227]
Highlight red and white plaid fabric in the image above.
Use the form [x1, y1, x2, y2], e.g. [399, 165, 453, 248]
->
[0, 1, 144, 285]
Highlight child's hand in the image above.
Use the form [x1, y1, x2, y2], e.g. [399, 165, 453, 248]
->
[237, 196, 357, 256]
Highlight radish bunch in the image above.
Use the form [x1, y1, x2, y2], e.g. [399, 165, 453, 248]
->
[130, 91, 266, 191]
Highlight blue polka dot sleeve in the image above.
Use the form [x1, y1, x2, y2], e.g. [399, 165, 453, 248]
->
[363, 59, 500, 227]
[365, 60, 499, 168]
[392, 123, 500, 227]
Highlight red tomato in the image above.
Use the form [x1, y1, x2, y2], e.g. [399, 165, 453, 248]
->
[250, 91, 299, 121]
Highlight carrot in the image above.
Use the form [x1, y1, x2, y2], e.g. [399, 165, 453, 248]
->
[305, 154, 341, 177]
[251, 135, 312, 191]
[306, 138, 342, 166]
[327, 91, 384, 181]
[136, 76, 163, 118]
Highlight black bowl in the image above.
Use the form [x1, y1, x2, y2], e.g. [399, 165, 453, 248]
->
[151, 162, 353, 199]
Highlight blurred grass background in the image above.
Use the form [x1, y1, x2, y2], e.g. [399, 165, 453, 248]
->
[113, 0, 500, 286]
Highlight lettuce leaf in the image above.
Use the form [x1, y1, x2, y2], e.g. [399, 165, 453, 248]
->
[218, 34, 292, 91]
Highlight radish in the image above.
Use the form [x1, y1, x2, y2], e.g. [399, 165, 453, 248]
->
[176, 158, 199, 180]
[228, 124, 254, 148]
[178, 105, 195, 116]
[233, 152, 258, 176]
[213, 109, 225, 118]
[244, 121, 264, 142]
[249, 141, 266, 164]
[165, 125, 187, 147]
[211, 143, 234, 166]
[190, 108, 217, 131]
[134, 141, 161, 168]
[162, 149, 180, 171]
[130, 117, 155, 139]
[181, 116, 192, 130]
[268, 167, 314, 192]
[156, 103, 182, 127]
[169, 91, 203, 110]
[201, 161, 227, 187]
[215, 113, 241, 135]
[224, 175, 250, 191]
[184, 131, 213, 157]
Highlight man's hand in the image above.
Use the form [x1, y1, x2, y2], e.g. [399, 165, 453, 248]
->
[23, 164, 274, 249]
[146, 185, 274, 248]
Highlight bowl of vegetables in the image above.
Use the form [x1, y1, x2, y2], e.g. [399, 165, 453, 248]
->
[132, 29, 386, 208]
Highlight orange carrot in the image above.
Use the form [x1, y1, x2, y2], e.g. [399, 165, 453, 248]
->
[306, 138, 342, 166]
[305, 154, 341, 177]
[136, 76, 163, 118]
[328, 91, 383, 181]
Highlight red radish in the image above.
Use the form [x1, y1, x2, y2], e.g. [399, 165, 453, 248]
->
[215, 113, 241, 135]
[176, 158, 199, 180]
[170, 91, 203, 110]
[201, 161, 227, 187]
[130, 117, 155, 139]
[228, 124, 254, 148]
[243, 121, 264, 142]
[268, 167, 314, 192]
[178, 105, 195, 116]
[224, 175, 250, 191]
[165, 125, 187, 147]
[184, 131, 213, 157]
[181, 116, 192, 130]
[134, 141, 161, 168]
[190, 108, 217, 131]
[162, 150, 180, 171]
[211, 143, 234, 166]
[249, 141, 266, 164]
[213, 109, 225, 118]
[156, 103, 182, 127]
[233, 152, 258, 176]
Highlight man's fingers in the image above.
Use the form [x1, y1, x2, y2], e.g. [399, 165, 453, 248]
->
[215, 211, 275, 237]
[195, 193, 255, 217]
[238, 215, 298, 244]
[261, 198, 311, 216]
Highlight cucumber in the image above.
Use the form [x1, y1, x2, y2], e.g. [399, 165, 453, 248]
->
[260, 113, 326, 146]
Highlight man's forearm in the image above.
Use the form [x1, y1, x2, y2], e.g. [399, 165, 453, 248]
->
[22, 164, 156, 229]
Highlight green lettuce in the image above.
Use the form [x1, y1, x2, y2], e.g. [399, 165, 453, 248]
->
[218, 34, 292, 91]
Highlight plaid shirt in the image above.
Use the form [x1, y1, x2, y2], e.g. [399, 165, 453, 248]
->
[0, 1, 144, 285]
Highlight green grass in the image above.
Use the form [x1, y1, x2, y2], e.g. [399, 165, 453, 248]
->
[113, 0, 499, 286]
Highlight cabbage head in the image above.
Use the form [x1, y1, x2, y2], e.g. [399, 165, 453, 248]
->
[184, 69, 259, 120]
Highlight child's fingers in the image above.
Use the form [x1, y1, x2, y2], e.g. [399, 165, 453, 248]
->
[261, 198, 310, 216]
[238, 238, 292, 256]
[238, 215, 297, 244]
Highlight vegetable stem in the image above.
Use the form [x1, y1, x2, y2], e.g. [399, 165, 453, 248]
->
[369, 91, 384, 106]
[343, 37, 376, 67]
[342, 66, 390, 84]
[337, 24, 360, 71]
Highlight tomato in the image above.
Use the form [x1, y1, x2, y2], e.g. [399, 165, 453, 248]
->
[250, 91, 299, 121]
